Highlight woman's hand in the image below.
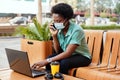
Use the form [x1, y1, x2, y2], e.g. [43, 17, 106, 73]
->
[31, 60, 48, 70]
[49, 22, 58, 37]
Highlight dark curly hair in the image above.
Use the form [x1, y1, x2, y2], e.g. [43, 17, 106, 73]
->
[51, 3, 73, 20]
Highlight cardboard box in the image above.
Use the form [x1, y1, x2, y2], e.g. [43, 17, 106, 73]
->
[21, 38, 52, 65]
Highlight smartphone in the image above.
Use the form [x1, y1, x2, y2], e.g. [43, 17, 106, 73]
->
[52, 23, 57, 30]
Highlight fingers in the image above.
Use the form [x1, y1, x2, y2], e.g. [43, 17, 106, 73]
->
[31, 62, 46, 70]
[49, 22, 54, 28]
[49, 22, 57, 31]
[50, 25, 56, 31]
[33, 66, 41, 70]
[31, 63, 40, 70]
[50, 28, 57, 32]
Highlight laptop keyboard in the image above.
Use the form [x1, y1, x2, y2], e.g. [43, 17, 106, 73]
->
[32, 69, 46, 76]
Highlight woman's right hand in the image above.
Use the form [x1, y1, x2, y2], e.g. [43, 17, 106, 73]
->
[49, 22, 58, 37]
[31, 60, 48, 70]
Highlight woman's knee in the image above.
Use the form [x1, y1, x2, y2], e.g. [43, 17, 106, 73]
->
[59, 59, 70, 74]
[60, 59, 69, 66]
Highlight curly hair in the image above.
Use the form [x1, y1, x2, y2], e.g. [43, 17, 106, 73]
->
[51, 3, 73, 20]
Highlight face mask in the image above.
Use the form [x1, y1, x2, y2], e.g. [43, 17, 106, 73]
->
[53, 23, 65, 30]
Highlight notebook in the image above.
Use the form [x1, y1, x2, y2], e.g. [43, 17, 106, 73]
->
[5, 48, 46, 77]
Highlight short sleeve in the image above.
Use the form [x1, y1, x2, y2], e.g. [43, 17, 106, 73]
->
[70, 30, 85, 45]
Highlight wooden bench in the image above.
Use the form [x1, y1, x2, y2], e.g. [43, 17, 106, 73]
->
[69, 30, 103, 76]
[0, 26, 15, 36]
[0, 25, 26, 36]
[75, 31, 120, 80]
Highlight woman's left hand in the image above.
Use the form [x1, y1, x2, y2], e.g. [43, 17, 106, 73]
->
[31, 60, 48, 70]
[49, 22, 58, 37]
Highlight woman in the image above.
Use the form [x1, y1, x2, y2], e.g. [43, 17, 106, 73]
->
[32, 3, 91, 74]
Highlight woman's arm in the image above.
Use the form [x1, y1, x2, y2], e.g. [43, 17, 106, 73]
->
[49, 23, 61, 53]
[52, 35, 61, 53]
[50, 44, 78, 61]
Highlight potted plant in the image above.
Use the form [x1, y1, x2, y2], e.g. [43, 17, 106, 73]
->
[14, 18, 52, 65]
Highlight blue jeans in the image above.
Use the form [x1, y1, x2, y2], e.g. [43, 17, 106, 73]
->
[46, 53, 91, 74]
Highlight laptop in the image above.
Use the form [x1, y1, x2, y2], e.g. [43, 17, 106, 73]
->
[5, 48, 46, 77]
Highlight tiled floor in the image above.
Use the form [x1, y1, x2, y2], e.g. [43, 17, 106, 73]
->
[0, 37, 21, 70]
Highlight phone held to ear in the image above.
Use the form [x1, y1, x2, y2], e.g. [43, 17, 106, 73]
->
[52, 23, 65, 30]
[52, 23, 57, 30]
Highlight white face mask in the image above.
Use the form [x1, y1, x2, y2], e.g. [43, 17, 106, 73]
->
[54, 23, 65, 30]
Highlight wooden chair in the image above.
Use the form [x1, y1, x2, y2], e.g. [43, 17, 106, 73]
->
[76, 31, 120, 80]
[69, 30, 103, 76]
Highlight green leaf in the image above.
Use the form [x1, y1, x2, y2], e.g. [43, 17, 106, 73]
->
[14, 17, 51, 41]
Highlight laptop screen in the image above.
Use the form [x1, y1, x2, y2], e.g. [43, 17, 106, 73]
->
[5, 48, 33, 77]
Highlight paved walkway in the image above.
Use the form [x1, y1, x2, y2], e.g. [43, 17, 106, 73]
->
[0, 37, 21, 70]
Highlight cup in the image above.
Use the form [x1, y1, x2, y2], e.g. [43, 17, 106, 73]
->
[50, 61, 60, 76]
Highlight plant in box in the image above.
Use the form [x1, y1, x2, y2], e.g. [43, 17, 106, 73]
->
[14, 18, 52, 65]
